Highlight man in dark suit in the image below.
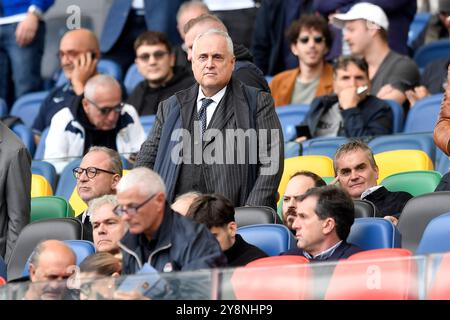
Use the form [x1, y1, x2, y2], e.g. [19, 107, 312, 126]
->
[135, 29, 283, 209]
[74, 146, 122, 241]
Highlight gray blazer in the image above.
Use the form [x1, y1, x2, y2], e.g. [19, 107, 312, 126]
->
[136, 78, 284, 209]
[0, 122, 31, 261]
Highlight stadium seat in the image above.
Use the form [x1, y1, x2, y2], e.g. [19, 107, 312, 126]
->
[407, 12, 432, 50]
[374, 149, 433, 182]
[10, 90, 48, 128]
[416, 212, 450, 255]
[33, 127, 49, 160]
[435, 147, 450, 174]
[264, 76, 273, 84]
[12, 123, 35, 156]
[353, 199, 377, 218]
[0, 98, 7, 116]
[31, 160, 57, 192]
[381, 170, 442, 197]
[230, 255, 311, 300]
[427, 252, 450, 299]
[0, 256, 6, 280]
[414, 39, 450, 71]
[31, 196, 74, 222]
[22, 240, 96, 277]
[235, 206, 280, 227]
[384, 100, 405, 133]
[403, 94, 443, 133]
[368, 132, 435, 162]
[141, 115, 156, 136]
[237, 224, 296, 256]
[278, 155, 334, 205]
[0, 277, 5, 286]
[31, 174, 53, 197]
[347, 218, 401, 250]
[275, 104, 310, 141]
[124, 63, 144, 95]
[284, 141, 301, 158]
[7, 218, 83, 281]
[302, 137, 349, 158]
[397, 191, 450, 252]
[56, 59, 123, 86]
[325, 248, 417, 300]
[54, 158, 81, 200]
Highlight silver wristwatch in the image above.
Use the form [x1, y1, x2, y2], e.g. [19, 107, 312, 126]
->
[28, 5, 43, 19]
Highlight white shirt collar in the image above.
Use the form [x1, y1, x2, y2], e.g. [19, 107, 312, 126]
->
[361, 185, 383, 199]
[196, 86, 227, 109]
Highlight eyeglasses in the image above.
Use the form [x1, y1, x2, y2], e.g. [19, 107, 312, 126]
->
[137, 51, 169, 62]
[73, 166, 116, 180]
[297, 35, 325, 44]
[86, 98, 123, 115]
[113, 194, 156, 217]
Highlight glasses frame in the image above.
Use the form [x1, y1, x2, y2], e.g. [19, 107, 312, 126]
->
[136, 50, 170, 63]
[73, 166, 117, 180]
[297, 35, 325, 44]
[113, 193, 157, 217]
[86, 98, 124, 115]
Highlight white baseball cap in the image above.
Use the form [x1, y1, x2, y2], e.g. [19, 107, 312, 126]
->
[332, 2, 389, 31]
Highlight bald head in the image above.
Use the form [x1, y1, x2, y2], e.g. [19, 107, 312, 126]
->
[30, 240, 76, 269]
[177, 1, 210, 39]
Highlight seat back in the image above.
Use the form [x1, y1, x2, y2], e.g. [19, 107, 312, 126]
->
[403, 94, 443, 133]
[10, 91, 48, 128]
[275, 104, 310, 141]
[408, 12, 432, 49]
[427, 252, 450, 299]
[237, 224, 296, 256]
[31, 196, 74, 222]
[31, 160, 57, 192]
[325, 248, 417, 300]
[22, 240, 96, 277]
[374, 149, 433, 182]
[56, 59, 123, 86]
[278, 155, 334, 205]
[230, 255, 311, 300]
[303, 137, 349, 158]
[397, 191, 450, 252]
[384, 100, 405, 133]
[381, 170, 442, 197]
[124, 63, 144, 95]
[140, 115, 156, 136]
[414, 39, 450, 70]
[33, 127, 49, 160]
[435, 148, 450, 175]
[31, 174, 53, 197]
[55, 158, 81, 199]
[7, 218, 83, 281]
[347, 218, 401, 250]
[353, 199, 377, 218]
[12, 123, 35, 156]
[0, 98, 7, 116]
[416, 212, 450, 255]
[235, 206, 280, 227]
[0, 256, 6, 280]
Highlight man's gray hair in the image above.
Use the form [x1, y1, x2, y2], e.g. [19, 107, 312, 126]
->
[192, 29, 234, 57]
[87, 146, 123, 176]
[88, 194, 119, 219]
[176, 0, 210, 23]
[116, 167, 166, 196]
[84, 74, 121, 101]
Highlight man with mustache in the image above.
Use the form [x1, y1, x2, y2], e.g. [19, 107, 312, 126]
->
[282, 171, 326, 232]
[32, 28, 99, 145]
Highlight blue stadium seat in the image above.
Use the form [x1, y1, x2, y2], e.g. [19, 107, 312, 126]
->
[55, 158, 81, 200]
[10, 91, 48, 128]
[56, 59, 123, 87]
[124, 63, 144, 96]
[141, 115, 156, 136]
[285, 141, 302, 158]
[403, 94, 443, 133]
[265, 76, 273, 84]
[12, 123, 35, 156]
[31, 160, 57, 192]
[303, 136, 349, 158]
[347, 218, 401, 250]
[414, 39, 450, 71]
[22, 240, 96, 277]
[368, 132, 435, 162]
[0, 256, 6, 280]
[275, 104, 310, 141]
[384, 99, 405, 133]
[436, 148, 450, 175]
[34, 126, 49, 160]
[0, 98, 7, 116]
[237, 224, 296, 256]
[416, 212, 450, 255]
[408, 12, 432, 49]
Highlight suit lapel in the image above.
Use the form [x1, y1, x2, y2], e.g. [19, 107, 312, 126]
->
[176, 84, 199, 130]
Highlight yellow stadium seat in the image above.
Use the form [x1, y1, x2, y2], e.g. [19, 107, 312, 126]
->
[31, 174, 53, 197]
[69, 169, 130, 216]
[374, 150, 434, 183]
[278, 156, 334, 205]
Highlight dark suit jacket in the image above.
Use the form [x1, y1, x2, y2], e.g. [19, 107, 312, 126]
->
[135, 78, 284, 209]
[281, 241, 364, 262]
[0, 122, 31, 261]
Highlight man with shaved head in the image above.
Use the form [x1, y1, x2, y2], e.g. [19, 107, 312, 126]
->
[25, 240, 76, 300]
[32, 28, 100, 144]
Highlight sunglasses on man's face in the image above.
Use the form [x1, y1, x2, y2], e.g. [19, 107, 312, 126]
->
[297, 35, 325, 44]
[86, 98, 123, 115]
[137, 51, 169, 62]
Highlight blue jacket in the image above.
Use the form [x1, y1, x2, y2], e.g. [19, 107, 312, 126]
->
[119, 205, 226, 275]
[1, 0, 54, 17]
[100, 0, 186, 53]
[282, 241, 364, 261]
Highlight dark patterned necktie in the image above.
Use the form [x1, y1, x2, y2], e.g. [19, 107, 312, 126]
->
[198, 98, 214, 135]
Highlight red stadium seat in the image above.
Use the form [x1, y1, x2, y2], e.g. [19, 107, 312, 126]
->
[427, 253, 450, 300]
[0, 277, 5, 286]
[325, 248, 418, 300]
[231, 255, 311, 300]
